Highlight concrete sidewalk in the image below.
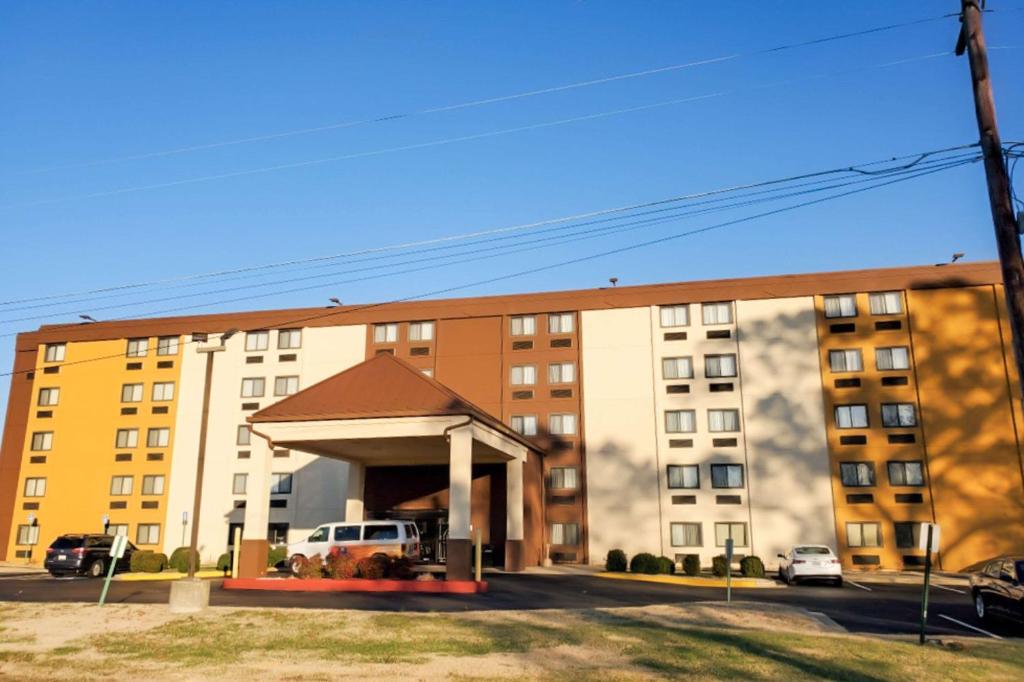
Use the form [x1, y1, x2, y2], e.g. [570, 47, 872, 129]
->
[0, 562, 46, 575]
[846, 570, 970, 587]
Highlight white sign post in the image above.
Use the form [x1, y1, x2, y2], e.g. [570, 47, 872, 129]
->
[724, 538, 734, 604]
[918, 523, 940, 644]
[99, 534, 128, 607]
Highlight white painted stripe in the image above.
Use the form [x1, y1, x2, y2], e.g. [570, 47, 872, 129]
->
[845, 579, 872, 592]
[931, 583, 966, 595]
[938, 614, 1002, 640]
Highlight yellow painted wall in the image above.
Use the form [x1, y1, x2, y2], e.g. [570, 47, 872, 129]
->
[5, 338, 182, 563]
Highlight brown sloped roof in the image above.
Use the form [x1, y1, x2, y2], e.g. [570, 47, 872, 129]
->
[247, 352, 541, 452]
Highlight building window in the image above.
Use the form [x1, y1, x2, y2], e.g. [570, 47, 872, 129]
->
[408, 321, 434, 341]
[869, 292, 904, 315]
[671, 522, 702, 547]
[147, 428, 170, 448]
[548, 362, 575, 384]
[662, 357, 694, 380]
[270, 473, 293, 495]
[549, 414, 577, 435]
[665, 410, 696, 434]
[840, 462, 875, 487]
[16, 525, 39, 546]
[110, 476, 134, 496]
[667, 465, 699, 489]
[115, 428, 138, 449]
[121, 383, 144, 403]
[510, 365, 537, 386]
[277, 329, 302, 349]
[142, 475, 165, 495]
[548, 312, 574, 334]
[30, 432, 53, 451]
[881, 403, 917, 428]
[550, 523, 579, 545]
[714, 522, 748, 547]
[156, 336, 179, 356]
[23, 478, 46, 497]
[711, 464, 744, 489]
[136, 524, 160, 545]
[708, 409, 740, 433]
[550, 467, 578, 489]
[232, 473, 248, 495]
[274, 376, 299, 396]
[876, 346, 910, 371]
[37, 387, 60, 407]
[241, 377, 265, 398]
[245, 331, 270, 352]
[705, 354, 737, 378]
[887, 461, 925, 486]
[236, 425, 251, 446]
[835, 404, 869, 429]
[107, 524, 129, 537]
[510, 315, 536, 336]
[894, 522, 921, 549]
[511, 415, 538, 436]
[152, 382, 175, 402]
[828, 349, 863, 373]
[659, 304, 689, 328]
[267, 523, 290, 544]
[126, 338, 149, 358]
[823, 294, 857, 318]
[702, 302, 733, 325]
[846, 522, 881, 548]
[44, 343, 66, 363]
[373, 323, 398, 343]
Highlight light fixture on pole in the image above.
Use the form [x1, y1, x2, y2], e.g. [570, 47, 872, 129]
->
[101, 514, 109, 533]
[328, 297, 342, 307]
[79, 314, 97, 322]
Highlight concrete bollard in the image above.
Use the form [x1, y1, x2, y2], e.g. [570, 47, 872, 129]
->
[169, 578, 210, 614]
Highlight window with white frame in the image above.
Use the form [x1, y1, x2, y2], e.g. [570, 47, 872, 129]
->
[702, 302, 733, 325]
[270, 473, 293, 495]
[110, 476, 133, 495]
[708, 409, 740, 432]
[671, 522, 702, 547]
[510, 415, 538, 436]
[156, 336, 179, 355]
[550, 523, 579, 545]
[876, 346, 910, 371]
[869, 291, 903, 315]
[44, 343, 66, 362]
[887, 461, 925, 486]
[107, 524, 128, 537]
[274, 376, 299, 396]
[881, 403, 917, 427]
[839, 462, 875, 487]
[16, 525, 39, 545]
[510, 315, 536, 336]
[835, 404, 869, 429]
[245, 331, 269, 352]
[549, 414, 577, 435]
[408, 321, 434, 341]
[152, 382, 175, 402]
[23, 478, 46, 497]
[136, 524, 160, 545]
[373, 323, 399, 343]
[232, 473, 248, 495]
[121, 383, 143, 403]
[510, 365, 536, 386]
[548, 312, 574, 334]
[147, 428, 170, 448]
[660, 304, 690, 327]
[141, 475, 165, 495]
[30, 432, 53, 451]
[277, 329, 302, 349]
[115, 428, 138, 449]
[705, 354, 737, 378]
[711, 464, 744, 488]
[236, 425, 251, 446]
[823, 294, 857, 318]
[550, 467, 578, 489]
[846, 522, 881, 548]
[714, 522, 748, 547]
[126, 338, 149, 358]
[241, 377, 265, 398]
[828, 349, 863, 373]
[548, 362, 575, 384]
[37, 387, 60, 406]
[665, 410, 696, 433]
[662, 357, 694, 380]
[667, 464, 699, 489]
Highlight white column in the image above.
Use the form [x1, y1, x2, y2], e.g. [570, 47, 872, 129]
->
[242, 435, 274, 540]
[345, 461, 365, 522]
[506, 456, 524, 541]
[448, 425, 473, 541]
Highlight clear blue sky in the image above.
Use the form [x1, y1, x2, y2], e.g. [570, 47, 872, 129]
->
[1, 1, 1022, 428]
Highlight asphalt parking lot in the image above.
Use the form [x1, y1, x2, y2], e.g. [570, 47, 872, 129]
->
[0, 571, 1018, 640]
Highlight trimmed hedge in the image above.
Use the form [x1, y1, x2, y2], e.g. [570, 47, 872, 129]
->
[130, 551, 167, 573]
[682, 554, 701, 576]
[388, 555, 417, 581]
[216, 553, 231, 572]
[740, 555, 766, 578]
[712, 554, 729, 577]
[296, 554, 324, 579]
[168, 547, 200, 573]
[629, 552, 660, 575]
[356, 554, 388, 580]
[605, 549, 628, 572]
[267, 545, 287, 568]
[656, 556, 675, 575]
[325, 552, 358, 580]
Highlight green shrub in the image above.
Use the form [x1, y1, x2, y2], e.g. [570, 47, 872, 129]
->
[216, 553, 231, 572]
[740, 555, 766, 578]
[168, 547, 200, 573]
[629, 552, 659, 575]
[388, 556, 417, 581]
[130, 551, 167, 573]
[357, 554, 388, 580]
[682, 554, 701, 576]
[656, 556, 676, 575]
[325, 552, 358, 580]
[712, 554, 729, 577]
[296, 554, 323, 579]
[605, 549, 628, 572]
[267, 545, 287, 568]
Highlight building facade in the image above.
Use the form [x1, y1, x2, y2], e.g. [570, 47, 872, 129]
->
[2, 261, 1023, 572]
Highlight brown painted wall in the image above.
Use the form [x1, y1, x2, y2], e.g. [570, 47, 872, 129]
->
[0, 344, 35, 559]
[433, 317, 503, 418]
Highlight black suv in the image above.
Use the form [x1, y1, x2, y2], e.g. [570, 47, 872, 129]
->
[44, 534, 137, 578]
[970, 555, 1024, 626]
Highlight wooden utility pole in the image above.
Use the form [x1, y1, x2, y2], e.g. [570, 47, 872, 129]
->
[956, 1, 1024, 391]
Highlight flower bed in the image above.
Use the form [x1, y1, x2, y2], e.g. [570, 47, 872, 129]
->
[222, 577, 487, 593]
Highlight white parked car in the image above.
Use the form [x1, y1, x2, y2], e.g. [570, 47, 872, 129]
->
[286, 520, 420, 574]
[777, 545, 843, 586]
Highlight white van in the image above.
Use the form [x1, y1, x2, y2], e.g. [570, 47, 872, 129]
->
[286, 520, 420, 574]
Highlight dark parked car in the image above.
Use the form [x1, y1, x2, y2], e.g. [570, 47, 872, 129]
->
[44, 534, 137, 578]
[969, 555, 1024, 624]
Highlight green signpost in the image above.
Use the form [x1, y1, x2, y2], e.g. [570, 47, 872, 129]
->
[98, 534, 128, 607]
[918, 522, 940, 645]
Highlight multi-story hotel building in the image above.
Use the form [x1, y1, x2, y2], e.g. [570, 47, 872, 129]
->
[2, 261, 1023, 575]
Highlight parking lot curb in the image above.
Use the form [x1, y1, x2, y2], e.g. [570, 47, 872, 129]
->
[596, 572, 779, 589]
[115, 570, 225, 582]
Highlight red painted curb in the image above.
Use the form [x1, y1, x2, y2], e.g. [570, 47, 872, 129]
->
[222, 578, 488, 593]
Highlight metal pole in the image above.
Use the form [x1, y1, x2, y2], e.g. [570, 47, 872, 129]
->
[919, 524, 934, 645]
[187, 349, 217, 579]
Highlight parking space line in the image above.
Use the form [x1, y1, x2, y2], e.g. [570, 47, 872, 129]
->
[931, 583, 966, 595]
[938, 614, 1002, 639]
[845, 580, 872, 592]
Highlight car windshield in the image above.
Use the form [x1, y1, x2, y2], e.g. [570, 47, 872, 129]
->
[50, 536, 83, 550]
[795, 547, 832, 555]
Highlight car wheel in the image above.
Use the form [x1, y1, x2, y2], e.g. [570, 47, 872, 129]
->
[86, 559, 105, 578]
[834, 577, 843, 588]
[289, 555, 305, 576]
[975, 592, 988, 621]
[48, 571, 65, 578]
